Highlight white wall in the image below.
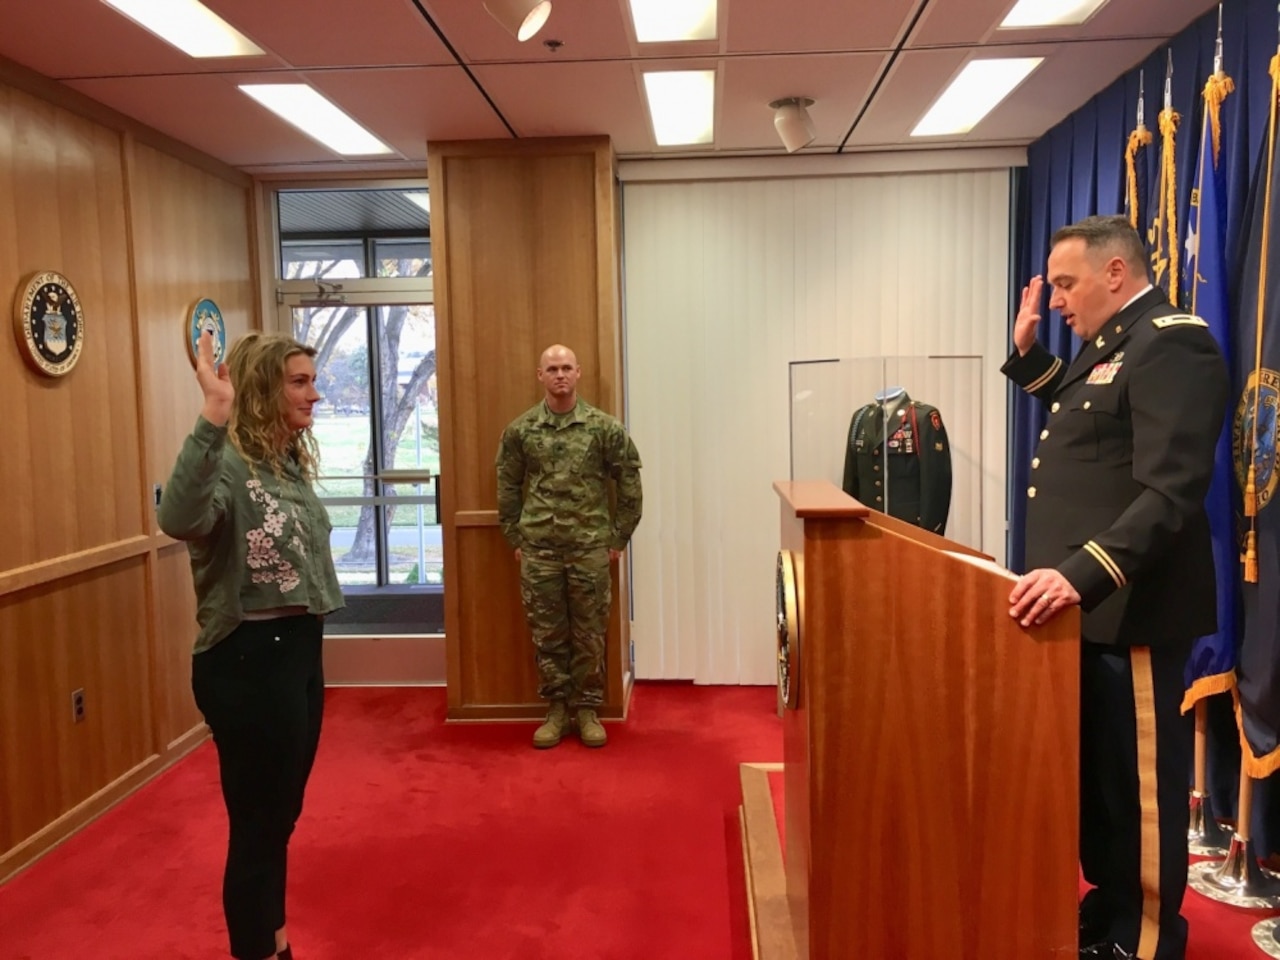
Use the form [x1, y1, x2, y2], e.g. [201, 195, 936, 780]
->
[621, 169, 1012, 685]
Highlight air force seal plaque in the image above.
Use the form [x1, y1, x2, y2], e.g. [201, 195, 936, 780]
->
[775, 550, 802, 712]
[13, 272, 84, 377]
[186, 298, 226, 369]
[1234, 368, 1279, 512]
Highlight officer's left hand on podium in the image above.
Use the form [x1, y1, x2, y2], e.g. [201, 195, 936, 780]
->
[1009, 568, 1081, 627]
[609, 549, 621, 562]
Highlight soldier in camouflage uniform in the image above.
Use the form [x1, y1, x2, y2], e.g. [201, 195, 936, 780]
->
[496, 344, 643, 749]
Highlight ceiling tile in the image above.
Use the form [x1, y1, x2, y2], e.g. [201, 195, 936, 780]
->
[65, 72, 380, 168]
[718, 53, 886, 151]
[420, 0, 633, 63]
[910, 0, 1217, 47]
[208, 0, 457, 68]
[726, 0, 917, 53]
[304, 67, 512, 156]
[849, 39, 1167, 148]
[472, 60, 653, 149]
[0, 0, 285, 79]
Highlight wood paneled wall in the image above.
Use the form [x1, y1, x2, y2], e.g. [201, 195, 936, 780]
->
[428, 137, 631, 719]
[0, 64, 255, 876]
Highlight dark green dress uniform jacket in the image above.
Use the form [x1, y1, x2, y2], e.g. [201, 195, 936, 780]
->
[841, 394, 953, 534]
[1003, 287, 1229, 648]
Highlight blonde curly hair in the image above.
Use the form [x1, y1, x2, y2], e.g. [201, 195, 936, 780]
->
[225, 332, 320, 481]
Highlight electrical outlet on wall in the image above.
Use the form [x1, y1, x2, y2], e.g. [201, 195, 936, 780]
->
[71, 688, 86, 723]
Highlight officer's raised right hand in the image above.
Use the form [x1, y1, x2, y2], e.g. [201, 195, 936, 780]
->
[196, 329, 234, 427]
[1013, 276, 1044, 356]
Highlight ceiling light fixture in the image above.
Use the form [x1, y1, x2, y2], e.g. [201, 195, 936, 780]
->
[643, 70, 716, 146]
[239, 84, 394, 156]
[483, 0, 553, 41]
[627, 0, 717, 43]
[100, 0, 263, 58]
[911, 58, 1043, 137]
[770, 98, 816, 153]
[999, 0, 1110, 28]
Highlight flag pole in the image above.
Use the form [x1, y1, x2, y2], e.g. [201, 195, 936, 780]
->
[1127, 72, 1151, 230]
[1186, 3, 1235, 859]
[1159, 50, 1181, 305]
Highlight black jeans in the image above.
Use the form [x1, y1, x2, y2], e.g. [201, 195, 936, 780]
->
[192, 614, 325, 960]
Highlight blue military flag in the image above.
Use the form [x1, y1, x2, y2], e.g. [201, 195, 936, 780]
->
[1231, 56, 1280, 778]
[1182, 68, 1239, 712]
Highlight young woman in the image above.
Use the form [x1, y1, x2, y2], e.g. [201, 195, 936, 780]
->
[159, 330, 343, 960]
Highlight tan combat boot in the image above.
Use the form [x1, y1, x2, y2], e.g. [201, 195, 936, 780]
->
[533, 701, 569, 748]
[576, 708, 607, 748]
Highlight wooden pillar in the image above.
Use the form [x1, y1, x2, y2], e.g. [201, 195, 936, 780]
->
[428, 137, 631, 720]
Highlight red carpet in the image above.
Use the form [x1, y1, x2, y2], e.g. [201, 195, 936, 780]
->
[1, 684, 781, 960]
[767, 768, 1278, 960]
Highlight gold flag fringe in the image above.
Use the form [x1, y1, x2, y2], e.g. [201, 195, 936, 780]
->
[1126, 126, 1153, 230]
[1158, 107, 1181, 305]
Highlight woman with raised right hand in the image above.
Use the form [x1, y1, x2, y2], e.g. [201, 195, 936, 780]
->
[159, 329, 343, 960]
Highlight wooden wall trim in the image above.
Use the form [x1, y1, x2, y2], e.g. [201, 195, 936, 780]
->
[0, 536, 155, 598]
[0, 55, 249, 189]
[122, 133, 151, 537]
[428, 136, 611, 161]
[425, 148, 461, 701]
[0, 723, 206, 883]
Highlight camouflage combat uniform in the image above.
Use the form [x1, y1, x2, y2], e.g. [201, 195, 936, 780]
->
[496, 399, 643, 707]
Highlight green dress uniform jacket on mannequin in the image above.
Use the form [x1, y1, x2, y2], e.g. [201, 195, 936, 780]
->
[841, 391, 953, 535]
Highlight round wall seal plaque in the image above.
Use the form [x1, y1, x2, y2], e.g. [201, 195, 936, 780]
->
[186, 298, 227, 369]
[13, 272, 84, 377]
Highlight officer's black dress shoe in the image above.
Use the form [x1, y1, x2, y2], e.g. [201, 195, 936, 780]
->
[1079, 913, 1109, 950]
[1078, 944, 1136, 959]
[1078, 892, 1112, 951]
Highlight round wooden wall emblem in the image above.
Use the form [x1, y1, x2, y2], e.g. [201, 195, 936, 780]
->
[13, 272, 84, 377]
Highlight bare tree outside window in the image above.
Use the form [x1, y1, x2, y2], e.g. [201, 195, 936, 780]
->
[290, 253, 439, 586]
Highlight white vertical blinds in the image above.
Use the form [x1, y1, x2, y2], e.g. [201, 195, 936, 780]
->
[622, 170, 1012, 684]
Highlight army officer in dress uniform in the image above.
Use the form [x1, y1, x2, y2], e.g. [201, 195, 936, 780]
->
[1004, 215, 1228, 960]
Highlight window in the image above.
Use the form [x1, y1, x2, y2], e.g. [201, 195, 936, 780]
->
[275, 186, 440, 634]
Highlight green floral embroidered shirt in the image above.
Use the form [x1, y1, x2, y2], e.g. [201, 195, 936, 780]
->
[158, 416, 344, 653]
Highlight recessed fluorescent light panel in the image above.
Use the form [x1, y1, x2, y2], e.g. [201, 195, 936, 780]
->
[911, 58, 1043, 137]
[643, 71, 716, 146]
[239, 85, 393, 156]
[101, 0, 264, 58]
[628, 0, 717, 42]
[1000, 0, 1110, 28]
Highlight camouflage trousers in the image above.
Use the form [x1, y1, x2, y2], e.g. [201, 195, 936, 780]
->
[519, 546, 611, 708]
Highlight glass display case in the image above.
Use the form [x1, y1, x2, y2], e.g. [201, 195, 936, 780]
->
[789, 355, 987, 554]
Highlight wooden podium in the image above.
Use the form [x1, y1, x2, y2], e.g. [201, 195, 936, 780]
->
[773, 480, 1079, 960]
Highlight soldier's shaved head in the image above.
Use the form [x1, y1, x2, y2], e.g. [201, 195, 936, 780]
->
[537, 343, 582, 412]
[539, 344, 578, 370]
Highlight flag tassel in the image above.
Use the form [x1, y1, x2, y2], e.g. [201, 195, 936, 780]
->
[1159, 107, 1182, 304]
[1243, 528, 1259, 584]
[1126, 126, 1153, 230]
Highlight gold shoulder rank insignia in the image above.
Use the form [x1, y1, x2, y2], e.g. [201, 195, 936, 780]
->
[1152, 314, 1208, 329]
